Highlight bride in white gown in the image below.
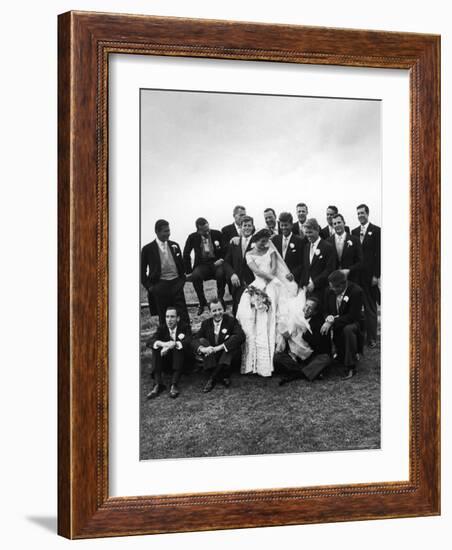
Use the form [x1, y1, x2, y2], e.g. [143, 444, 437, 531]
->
[236, 228, 312, 377]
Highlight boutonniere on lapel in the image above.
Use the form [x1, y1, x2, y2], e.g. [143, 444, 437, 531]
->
[343, 296, 349, 303]
[289, 243, 295, 249]
[221, 328, 228, 334]
[314, 249, 321, 256]
[347, 240, 353, 246]
[214, 240, 220, 247]
[178, 333, 185, 340]
[368, 231, 372, 236]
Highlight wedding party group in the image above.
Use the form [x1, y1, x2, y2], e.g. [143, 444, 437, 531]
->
[141, 203, 381, 399]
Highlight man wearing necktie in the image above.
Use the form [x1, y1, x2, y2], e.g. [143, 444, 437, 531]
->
[146, 306, 192, 399]
[141, 219, 189, 327]
[320, 205, 350, 239]
[321, 270, 364, 379]
[300, 218, 335, 302]
[271, 212, 306, 282]
[351, 204, 381, 348]
[223, 215, 256, 315]
[263, 207, 280, 236]
[292, 202, 309, 238]
[327, 213, 363, 283]
[193, 299, 245, 392]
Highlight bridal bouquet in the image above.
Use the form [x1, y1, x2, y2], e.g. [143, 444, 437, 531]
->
[245, 285, 272, 312]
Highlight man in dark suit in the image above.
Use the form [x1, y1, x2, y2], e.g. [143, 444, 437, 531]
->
[351, 204, 381, 348]
[146, 306, 192, 399]
[272, 212, 306, 282]
[192, 299, 245, 392]
[141, 219, 189, 327]
[183, 217, 225, 315]
[292, 202, 308, 237]
[320, 205, 350, 239]
[274, 297, 332, 384]
[300, 218, 335, 302]
[328, 213, 363, 283]
[263, 207, 280, 236]
[223, 215, 255, 315]
[321, 270, 364, 379]
[221, 205, 246, 247]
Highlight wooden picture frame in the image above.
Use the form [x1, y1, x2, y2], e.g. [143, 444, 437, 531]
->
[58, 11, 440, 539]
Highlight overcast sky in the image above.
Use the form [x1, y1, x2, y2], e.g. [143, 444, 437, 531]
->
[141, 89, 381, 246]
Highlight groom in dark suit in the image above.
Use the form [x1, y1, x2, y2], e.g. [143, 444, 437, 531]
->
[328, 213, 363, 283]
[351, 204, 381, 348]
[223, 215, 255, 315]
[183, 217, 225, 315]
[141, 219, 189, 327]
[272, 211, 306, 282]
[300, 218, 335, 302]
[321, 270, 364, 379]
[192, 299, 245, 392]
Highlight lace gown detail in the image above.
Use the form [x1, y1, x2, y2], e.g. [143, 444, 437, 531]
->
[237, 246, 311, 377]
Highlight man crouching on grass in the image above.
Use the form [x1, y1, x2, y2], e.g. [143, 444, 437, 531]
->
[146, 306, 192, 399]
[193, 298, 245, 393]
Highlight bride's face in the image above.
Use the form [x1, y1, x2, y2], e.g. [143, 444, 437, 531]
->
[256, 237, 269, 251]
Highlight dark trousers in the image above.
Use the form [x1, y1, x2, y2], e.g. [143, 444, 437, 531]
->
[361, 282, 378, 343]
[274, 351, 331, 381]
[191, 262, 225, 306]
[197, 337, 233, 381]
[231, 284, 247, 316]
[333, 323, 359, 368]
[152, 348, 184, 386]
[149, 277, 189, 327]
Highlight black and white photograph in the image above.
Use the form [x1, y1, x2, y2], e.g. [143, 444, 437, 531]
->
[139, 89, 382, 460]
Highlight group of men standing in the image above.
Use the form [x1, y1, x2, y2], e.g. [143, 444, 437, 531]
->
[141, 202, 380, 397]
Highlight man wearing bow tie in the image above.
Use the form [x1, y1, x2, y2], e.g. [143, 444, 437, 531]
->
[193, 299, 245, 392]
[328, 213, 363, 283]
[300, 218, 335, 301]
[223, 215, 255, 315]
[351, 204, 381, 348]
[141, 219, 189, 327]
[321, 270, 363, 379]
[271, 212, 306, 282]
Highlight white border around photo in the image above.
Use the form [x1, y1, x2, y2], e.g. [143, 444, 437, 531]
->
[109, 54, 409, 497]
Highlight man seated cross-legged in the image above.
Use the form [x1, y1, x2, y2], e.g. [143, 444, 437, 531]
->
[192, 299, 245, 393]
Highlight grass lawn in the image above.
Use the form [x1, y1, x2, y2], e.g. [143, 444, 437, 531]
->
[140, 281, 380, 460]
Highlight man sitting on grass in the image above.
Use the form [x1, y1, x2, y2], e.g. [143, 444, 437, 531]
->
[321, 270, 364, 379]
[274, 296, 332, 385]
[146, 306, 192, 399]
[193, 298, 245, 393]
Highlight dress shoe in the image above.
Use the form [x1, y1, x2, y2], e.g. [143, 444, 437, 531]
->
[197, 304, 206, 316]
[146, 383, 166, 399]
[203, 378, 215, 393]
[169, 384, 180, 398]
[221, 377, 231, 388]
[341, 367, 356, 380]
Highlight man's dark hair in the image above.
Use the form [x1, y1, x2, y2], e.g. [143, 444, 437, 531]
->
[279, 211, 293, 224]
[357, 203, 370, 214]
[304, 218, 320, 232]
[327, 205, 339, 214]
[306, 296, 320, 310]
[296, 202, 308, 209]
[252, 228, 272, 242]
[208, 298, 224, 310]
[233, 205, 246, 215]
[165, 305, 179, 316]
[195, 217, 209, 229]
[155, 219, 169, 233]
[264, 207, 276, 217]
[241, 215, 254, 226]
[332, 213, 345, 223]
[328, 270, 347, 285]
